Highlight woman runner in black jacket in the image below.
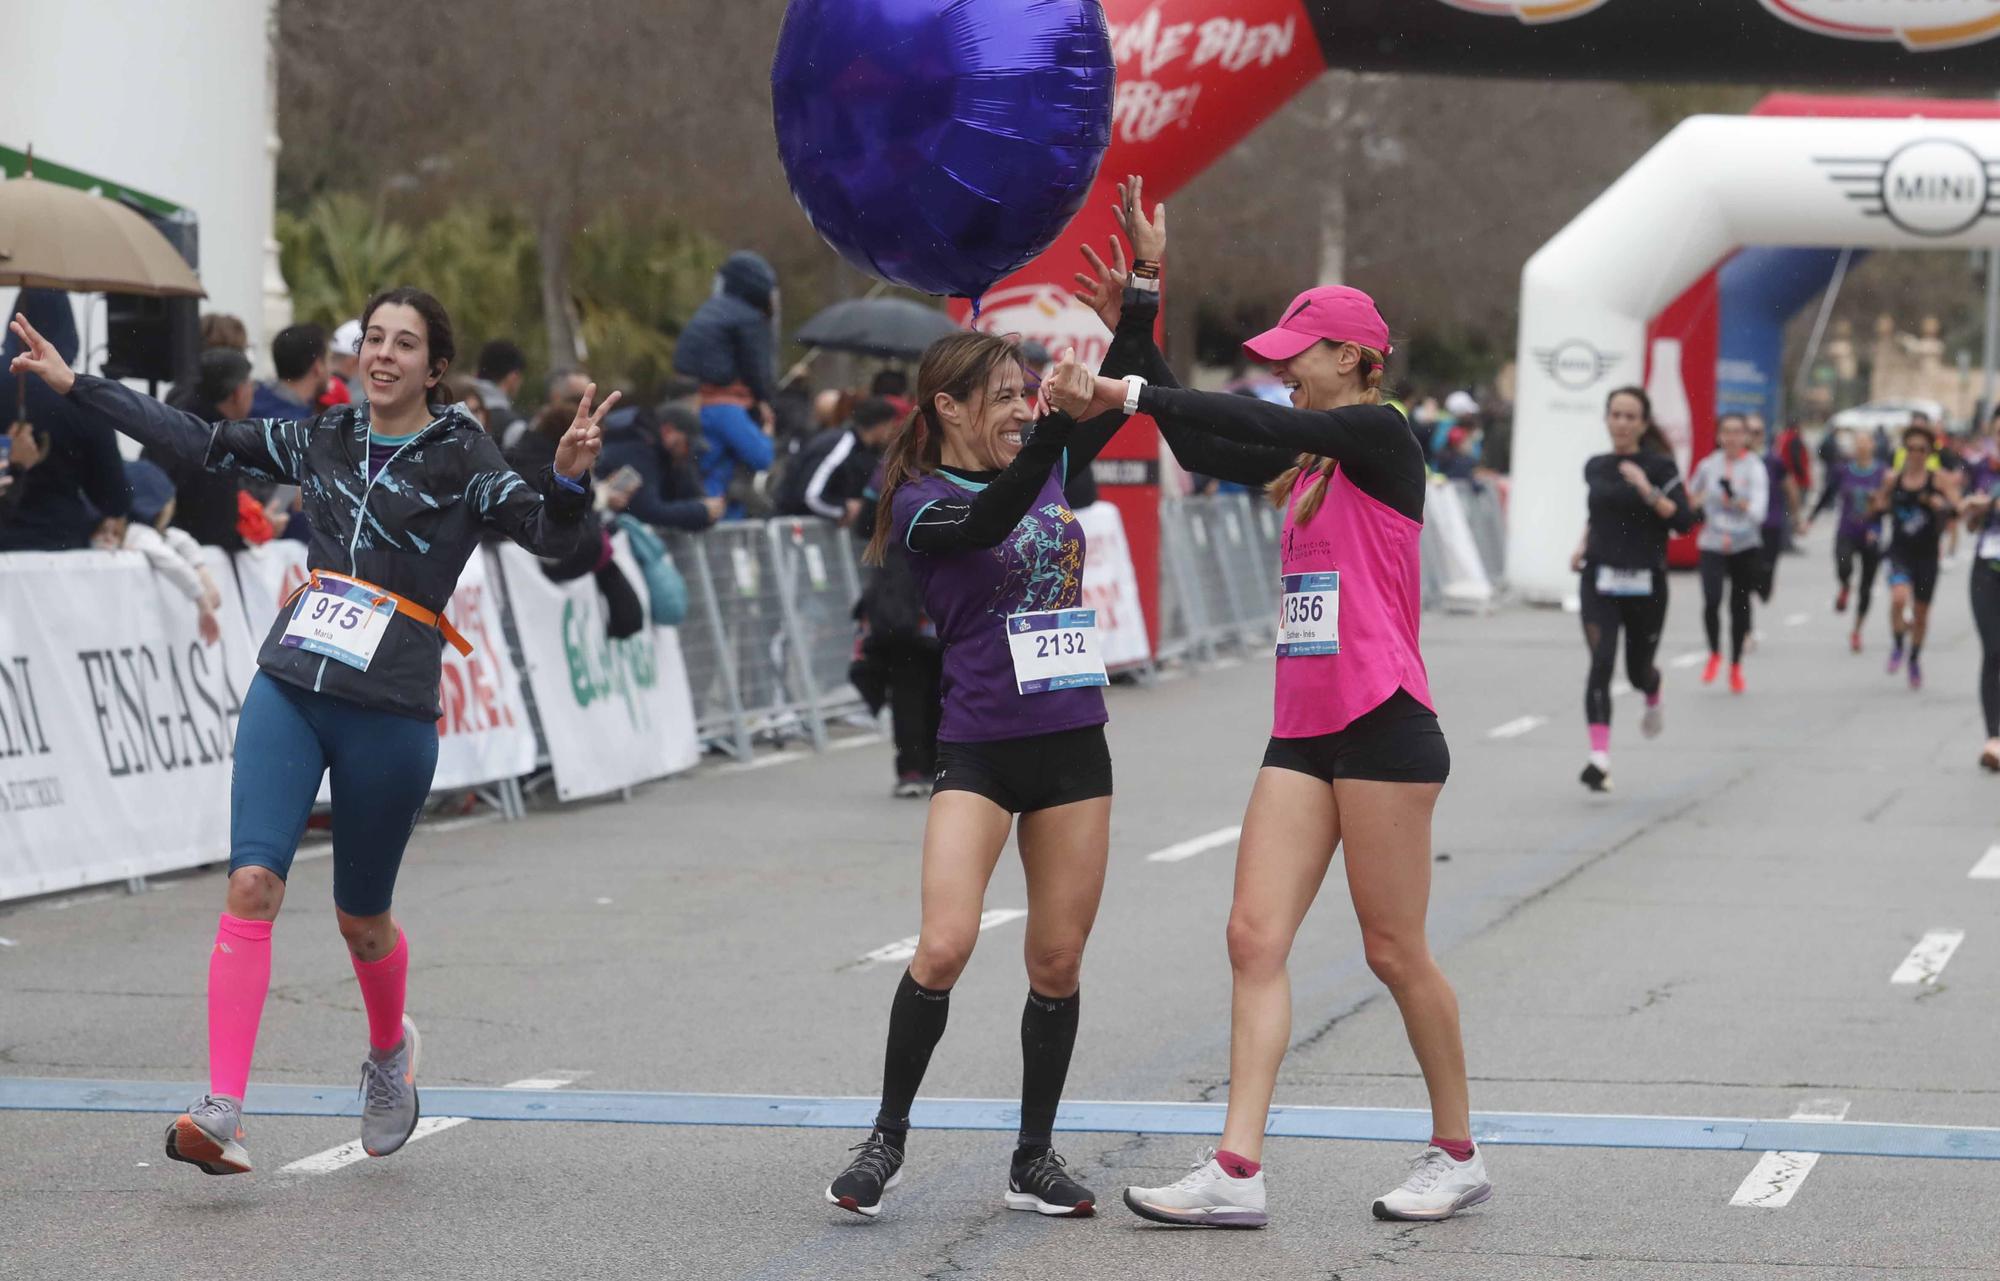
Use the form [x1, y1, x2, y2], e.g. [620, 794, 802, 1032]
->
[8, 288, 618, 1179]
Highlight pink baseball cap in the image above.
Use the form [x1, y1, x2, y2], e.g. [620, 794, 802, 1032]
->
[1243, 286, 1393, 363]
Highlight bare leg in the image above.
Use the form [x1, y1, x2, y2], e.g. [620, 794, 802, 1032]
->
[1217, 768, 1340, 1163]
[909, 791, 1014, 989]
[1335, 778, 1468, 1141]
[1016, 796, 1112, 998]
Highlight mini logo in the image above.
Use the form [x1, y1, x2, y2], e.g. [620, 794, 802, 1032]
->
[1437, 0, 1611, 23]
[1759, 0, 2000, 51]
[1533, 339, 1623, 391]
[1817, 139, 2000, 238]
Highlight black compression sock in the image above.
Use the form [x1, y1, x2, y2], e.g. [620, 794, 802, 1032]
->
[1017, 988, 1080, 1149]
[874, 970, 950, 1143]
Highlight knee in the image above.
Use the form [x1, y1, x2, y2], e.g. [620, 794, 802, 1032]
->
[335, 910, 397, 961]
[1362, 928, 1433, 992]
[910, 932, 975, 989]
[1226, 912, 1292, 980]
[1025, 943, 1084, 997]
[224, 867, 285, 920]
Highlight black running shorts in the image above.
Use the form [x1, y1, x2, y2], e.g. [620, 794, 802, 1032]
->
[1888, 553, 1940, 606]
[933, 725, 1113, 814]
[1261, 689, 1450, 785]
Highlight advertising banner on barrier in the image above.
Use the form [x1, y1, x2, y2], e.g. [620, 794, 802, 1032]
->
[230, 542, 538, 792]
[0, 551, 255, 901]
[494, 538, 700, 802]
[431, 550, 538, 790]
[1075, 501, 1152, 670]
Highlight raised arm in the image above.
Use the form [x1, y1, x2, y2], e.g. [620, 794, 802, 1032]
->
[900, 412, 1076, 554]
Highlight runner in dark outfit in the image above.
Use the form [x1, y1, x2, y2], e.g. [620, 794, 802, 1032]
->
[1807, 429, 1886, 653]
[1876, 423, 1957, 690]
[1068, 179, 1486, 1226]
[7, 292, 611, 1177]
[1962, 412, 2000, 770]
[1567, 387, 1693, 793]
[823, 330, 1138, 1221]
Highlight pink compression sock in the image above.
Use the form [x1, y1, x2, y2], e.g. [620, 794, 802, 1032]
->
[351, 931, 410, 1052]
[207, 913, 274, 1102]
[1645, 688, 1662, 708]
[1432, 1135, 1476, 1163]
[1588, 723, 1611, 753]
[1215, 1149, 1261, 1179]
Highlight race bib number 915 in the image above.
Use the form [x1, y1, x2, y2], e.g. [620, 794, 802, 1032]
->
[281, 582, 396, 671]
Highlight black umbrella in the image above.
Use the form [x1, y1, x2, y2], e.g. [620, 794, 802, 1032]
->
[794, 297, 961, 359]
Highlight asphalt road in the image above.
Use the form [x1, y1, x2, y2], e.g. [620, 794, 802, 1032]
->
[4, 529, 1998, 1280]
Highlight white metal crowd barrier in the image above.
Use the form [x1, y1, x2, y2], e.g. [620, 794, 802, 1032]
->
[1156, 480, 1509, 663]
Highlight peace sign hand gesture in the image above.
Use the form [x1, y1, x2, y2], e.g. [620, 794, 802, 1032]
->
[554, 381, 621, 480]
[8, 313, 76, 396]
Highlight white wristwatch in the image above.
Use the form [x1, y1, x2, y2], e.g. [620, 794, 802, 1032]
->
[1122, 375, 1148, 416]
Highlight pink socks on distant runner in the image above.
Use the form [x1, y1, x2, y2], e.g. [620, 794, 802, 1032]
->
[1432, 1135, 1476, 1163]
[351, 930, 410, 1052]
[1215, 1149, 1261, 1179]
[1645, 688, 1662, 709]
[1588, 723, 1611, 753]
[207, 913, 273, 1102]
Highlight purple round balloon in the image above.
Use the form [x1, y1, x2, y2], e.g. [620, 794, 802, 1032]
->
[772, 0, 1115, 301]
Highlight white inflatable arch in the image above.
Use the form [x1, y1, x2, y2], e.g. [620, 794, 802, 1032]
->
[1508, 114, 2000, 603]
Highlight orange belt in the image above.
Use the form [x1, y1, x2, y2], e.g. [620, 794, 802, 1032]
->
[285, 569, 472, 657]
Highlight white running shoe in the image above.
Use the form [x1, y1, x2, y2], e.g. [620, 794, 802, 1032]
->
[1640, 701, 1663, 739]
[1371, 1146, 1492, 1221]
[1122, 1149, 1268, 1228]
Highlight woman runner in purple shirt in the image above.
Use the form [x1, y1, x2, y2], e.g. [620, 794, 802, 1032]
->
[823, 330, 1135, 1221]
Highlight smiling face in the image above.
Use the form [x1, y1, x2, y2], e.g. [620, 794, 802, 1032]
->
[936, 359, 1034, 472]
[1605, 391, 1647, 452]
[1270, 341, 1370, 411]
[360, 303, 442, 416]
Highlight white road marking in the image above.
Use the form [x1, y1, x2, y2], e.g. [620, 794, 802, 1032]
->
[1890, 930, 1965, 985]
[1146, 826, 1243, 864]
[1610, 679, 1635, 697]
[861, 909, 1027, 965]
[1970, 846, 2000, 880]
[280, 1116, 471, 1174]
[504, 1072, 588, 1091]
[0, 937, 15, 948]
[1785, 612, 1810, 627]
[1487, 715, 1547, 740]
[718, 750, 809, 774]
[1669, 651, 1707, 670]
[1729, 1098, 1850, 1209]
[826, 734, 887, 753]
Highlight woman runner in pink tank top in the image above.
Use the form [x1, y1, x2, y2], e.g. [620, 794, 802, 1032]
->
[1048, 178, 1487, 1227]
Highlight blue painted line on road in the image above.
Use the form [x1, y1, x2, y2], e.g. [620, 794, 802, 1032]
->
[4, 1078, 1999, 1161]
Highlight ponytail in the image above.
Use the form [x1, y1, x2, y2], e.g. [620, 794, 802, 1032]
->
[862, 404, 941, 566]
[1265, 345, 1388, 524]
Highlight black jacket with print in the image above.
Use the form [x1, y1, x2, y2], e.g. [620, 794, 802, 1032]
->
[69, 375, 593, 721]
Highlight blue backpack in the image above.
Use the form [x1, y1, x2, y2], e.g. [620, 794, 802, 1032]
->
[613, 515, 689, 626]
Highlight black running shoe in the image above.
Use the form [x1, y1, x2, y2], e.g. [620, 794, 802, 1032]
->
[826, 1132, 904, 1217]
[1579, 763, 1612, 793]
[1006, 1149, 1096, 1217]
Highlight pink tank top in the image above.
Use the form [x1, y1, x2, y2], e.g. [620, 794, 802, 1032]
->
[1273, 464, 1433, 738]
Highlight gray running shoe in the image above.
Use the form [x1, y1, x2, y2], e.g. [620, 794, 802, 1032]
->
[360, 1014, 421, 1157]
[165, 1093, 251, 1176]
